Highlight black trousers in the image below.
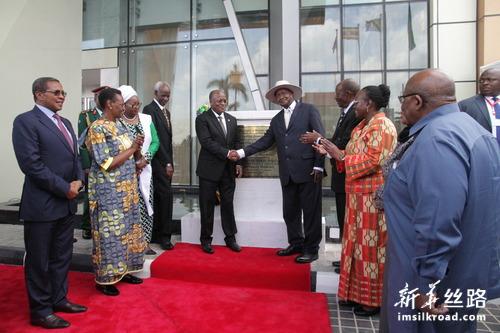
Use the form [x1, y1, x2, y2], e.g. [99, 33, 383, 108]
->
[282, 179, 322, 254]
[199, 166, 237, 244]
[334, 192, 346, 239]
[151, 164, 173, 243]
[24, 215, 75, 318]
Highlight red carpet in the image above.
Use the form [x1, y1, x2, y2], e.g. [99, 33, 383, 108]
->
[0, 264, 331, 333]
[151, 243, 311, 291]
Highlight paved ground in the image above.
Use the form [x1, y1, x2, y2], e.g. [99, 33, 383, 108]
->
[1, 224, 499, 332]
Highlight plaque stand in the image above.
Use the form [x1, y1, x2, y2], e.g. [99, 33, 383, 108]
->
[181, 111, 325, 249]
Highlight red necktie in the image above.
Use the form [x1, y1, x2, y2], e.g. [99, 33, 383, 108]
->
[53, 113, 74, 152]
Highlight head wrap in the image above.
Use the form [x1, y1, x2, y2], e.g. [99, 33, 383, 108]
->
[118, 85, 138, 103]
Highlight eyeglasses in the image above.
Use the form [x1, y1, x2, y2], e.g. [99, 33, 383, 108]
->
[125, 102, 142, 109]
[44, 90, 67, 97]
[398, 93, 419, 103]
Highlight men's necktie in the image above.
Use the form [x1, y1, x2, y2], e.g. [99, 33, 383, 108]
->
[336, 108, 346, 128]
[161, 107, 171, 130]
[284, 108, 292, 129]
[492, 97, 500, 144]
[218, 115, 227, 137]
[53, 113, 74, 151]
[492, 97, 500, 119]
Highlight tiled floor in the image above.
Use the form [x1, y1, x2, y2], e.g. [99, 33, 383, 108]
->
[326, 294, 500, 333]
[1, 223, 499, 333]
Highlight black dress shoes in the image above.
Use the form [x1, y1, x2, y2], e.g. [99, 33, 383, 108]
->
[226, 241, 241, 252]
[295, 253, 319, 263]
[54, 301, 87, 313]
[31, 314, 70, 329]
[201, 243, 214, 254]
[95, 283, 120, 296]
[332, 260, 340, 267]
[277, 245, 303, 256]
[145, 246, 157, 255]
[121, 274, 143, 284]
[354, 306, 380, 317]
[161, 240, 174, 250]
[82, 229, 92, 240]
[334, 267, 341, 274]
[338, 300, 358, 308]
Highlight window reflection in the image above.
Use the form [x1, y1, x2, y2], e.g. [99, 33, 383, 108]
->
[193, 40, 255, 112]
[131, 0, 190, 44]
[301, 7, 341, 72]
[386, 2, 428, 70]
[130, 44, 191, 185]
[82, 0, 122, 49]
[343, 5, 383, 71]
[301, 0, 339, 8]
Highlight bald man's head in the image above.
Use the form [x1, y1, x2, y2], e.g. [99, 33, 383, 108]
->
[400, 69, 456, 125]
[405, 69, 456, 105]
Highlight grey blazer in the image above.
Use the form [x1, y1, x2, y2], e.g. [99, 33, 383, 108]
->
[458, 94, 492, 132]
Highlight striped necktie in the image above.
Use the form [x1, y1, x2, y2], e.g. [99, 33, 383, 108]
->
[492, 97, 500, 144]
[53, 114, 74, 152]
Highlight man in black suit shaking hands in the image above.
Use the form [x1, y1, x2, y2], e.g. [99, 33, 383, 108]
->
[196, 90, 243, 254]
[231, 80, 325, 263]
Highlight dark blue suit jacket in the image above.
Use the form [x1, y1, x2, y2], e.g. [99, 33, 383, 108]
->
[12, 106, 83, 221]
[458, 94, 492, 132]
[243, 102, 325, 186]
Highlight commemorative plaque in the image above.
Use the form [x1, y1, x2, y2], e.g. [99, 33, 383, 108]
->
[237, 125, 279, 178]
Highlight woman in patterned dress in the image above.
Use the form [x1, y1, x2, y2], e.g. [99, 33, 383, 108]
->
[86, 88, 146, 296]
[314, 85, 397, 316]
[119, 85, 159, 255]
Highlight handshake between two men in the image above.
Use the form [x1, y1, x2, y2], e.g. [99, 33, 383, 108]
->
[228, 150, 241, 162]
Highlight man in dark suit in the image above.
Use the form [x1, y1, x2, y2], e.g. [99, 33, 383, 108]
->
[231, 80, 325, 263]
[459, 68, 500, 145]
[329, 79, 361, 268]
[299, 79, 361, 268]
[143, 81, 175, 251]
[77, 85, 107, 240]
[12, 77, 87, 329]
[196, 89, 242, 254]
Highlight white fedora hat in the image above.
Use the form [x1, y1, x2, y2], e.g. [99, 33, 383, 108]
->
[265, 80, 302, 104]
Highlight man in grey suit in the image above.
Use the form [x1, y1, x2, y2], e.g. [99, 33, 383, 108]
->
[459, 68, 500, 144]
[12, 77, 86, 329]
[231, 80, 325, 263]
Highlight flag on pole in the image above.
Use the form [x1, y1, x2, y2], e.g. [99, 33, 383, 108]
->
[408, 5, 416, 50]
[343, 26, 360, 40]
[332, 29, 338, 53]
[365, 17, 382, 32]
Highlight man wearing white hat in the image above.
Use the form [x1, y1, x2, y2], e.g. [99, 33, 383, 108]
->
[232, 80, 325, 263]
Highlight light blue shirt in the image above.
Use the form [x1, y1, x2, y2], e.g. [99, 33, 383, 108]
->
[36, 104, 72, 134]
[381, 103, 500, 332]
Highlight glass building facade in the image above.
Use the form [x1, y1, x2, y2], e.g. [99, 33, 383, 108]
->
[82, 0, 428, 188]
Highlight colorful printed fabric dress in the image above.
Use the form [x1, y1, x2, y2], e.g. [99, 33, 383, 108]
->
[86, 118, 146, 284]
[123, 121, 158, 243]
[337, 112, 397, 307]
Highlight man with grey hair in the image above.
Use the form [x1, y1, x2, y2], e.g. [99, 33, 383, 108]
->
[143, 81, 174, 251]
[381, 69, 500, 332]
